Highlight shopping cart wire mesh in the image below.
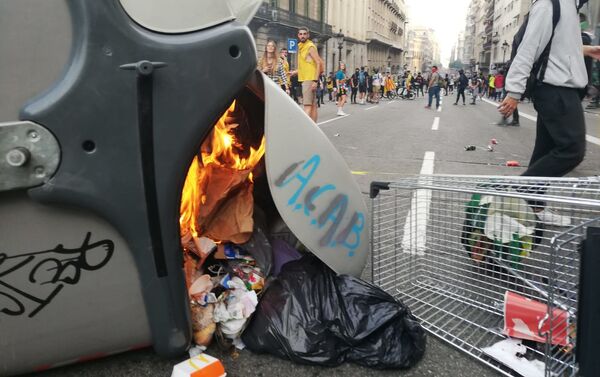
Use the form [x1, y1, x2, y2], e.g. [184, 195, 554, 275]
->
[370, 175, 600, 377]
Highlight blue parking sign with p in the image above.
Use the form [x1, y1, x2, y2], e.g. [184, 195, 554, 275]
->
[287, 38, 298, 53]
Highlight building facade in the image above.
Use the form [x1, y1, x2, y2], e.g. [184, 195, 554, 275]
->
[456, 31, 465, 66]
[366, 0, 407, 73]
[490, 0, 528, 70]
[471, 0, 494, 73]
[326, 0, 369, 73]
[462, 0, 538, 73]
[249, 0, 333, 70]
[407, 27, 439, 73]
[462, 0, 477, 69]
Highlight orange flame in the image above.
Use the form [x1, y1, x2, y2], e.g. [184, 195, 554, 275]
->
[180, 100, 266, 239]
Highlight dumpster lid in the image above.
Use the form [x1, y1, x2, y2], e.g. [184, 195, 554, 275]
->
[263, 75, 369, 277]
[119, 0, 261, 34]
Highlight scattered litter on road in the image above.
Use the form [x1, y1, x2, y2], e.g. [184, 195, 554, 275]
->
[491, 138, 498, 145]
[481, 338, 544, 377]
[334, 133, 340, 137]
[465, 145, 476, 151]
[171, 352, 226, 377]
[506, 161, 520, 167]
[487, 145, 494, 152]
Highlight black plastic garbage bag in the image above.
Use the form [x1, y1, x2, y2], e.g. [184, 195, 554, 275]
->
[241, 255, 426, 369]
[242, 226, 273, 276]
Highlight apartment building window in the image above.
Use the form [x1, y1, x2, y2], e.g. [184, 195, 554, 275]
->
[295, 0, 305, 16]
[306, 0, 319, 20]
[279, 0, 290, 11]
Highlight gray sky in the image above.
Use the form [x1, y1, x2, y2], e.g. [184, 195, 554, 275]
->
[405, 0, 471, 66]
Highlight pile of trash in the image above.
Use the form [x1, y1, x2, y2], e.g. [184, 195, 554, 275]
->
[183, 226, 276, 350]
[182, 226, 427, 370]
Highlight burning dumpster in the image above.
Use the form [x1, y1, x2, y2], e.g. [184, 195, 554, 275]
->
[0, 0, 372, 374]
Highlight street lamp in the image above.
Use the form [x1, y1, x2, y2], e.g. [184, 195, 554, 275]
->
[501, 40, 510, 64]
[335, 31, 344, 64]
[387, 55, 392, 72]
[403, 21, 409, 57]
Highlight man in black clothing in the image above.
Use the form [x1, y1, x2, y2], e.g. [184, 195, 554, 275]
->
[499, 0, 600, 226]
[350, 68, 359, 104]
[453, 70, 469, 105]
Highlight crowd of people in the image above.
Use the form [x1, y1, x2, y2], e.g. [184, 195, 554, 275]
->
[258, 2, 600, 225]
[257, 19, 599, 184]
[256, 26, 477, 120]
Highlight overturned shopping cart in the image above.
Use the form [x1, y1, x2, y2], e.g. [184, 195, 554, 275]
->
[370, 175, 600, 377]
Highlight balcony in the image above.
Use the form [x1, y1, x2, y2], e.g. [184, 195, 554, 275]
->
[253, 3, 333, 38]
[366, 30, 403, 50]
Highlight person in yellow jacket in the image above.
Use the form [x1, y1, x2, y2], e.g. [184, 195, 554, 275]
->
[488, 74, 495, 99]
[291, 27, 324, 122]
[384, 74, 395, 99]
[326, 75, 334, 101]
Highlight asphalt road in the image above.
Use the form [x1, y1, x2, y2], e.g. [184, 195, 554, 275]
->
[29, 92, 600, 377]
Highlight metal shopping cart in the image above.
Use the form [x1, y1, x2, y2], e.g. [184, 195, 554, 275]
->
[369, 175, 600, 377]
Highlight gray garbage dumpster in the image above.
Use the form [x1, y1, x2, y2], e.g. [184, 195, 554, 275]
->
[0, 1, 369, 375]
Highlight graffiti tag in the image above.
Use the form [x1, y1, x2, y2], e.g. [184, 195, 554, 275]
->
[275, 154, 365, 256]
[0, 232, 114, 317]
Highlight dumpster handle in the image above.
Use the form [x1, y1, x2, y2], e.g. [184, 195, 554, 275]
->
[121, 60, 169, 277]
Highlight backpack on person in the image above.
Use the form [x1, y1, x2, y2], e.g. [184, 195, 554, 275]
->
[437, 74, 445, 88]
[505, 0, 560, 100]
[358, 71, 366, 85]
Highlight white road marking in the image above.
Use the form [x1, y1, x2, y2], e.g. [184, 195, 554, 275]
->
[481, 97, 600, 146]
[432, 117, 440, 131]
[387, 100, 396, 105]
[437, 106, 442, 112]
[481, 98, 537, 121]
[316, 114, 350, 126]
[587, 134, 600, 146]
[401, 151, 435, 255]
[365, 105, 378, 110]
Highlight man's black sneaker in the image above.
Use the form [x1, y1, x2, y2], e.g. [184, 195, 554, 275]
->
[453, 102, 458, 105]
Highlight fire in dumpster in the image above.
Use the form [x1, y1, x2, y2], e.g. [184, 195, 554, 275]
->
[180, 100, 266, 253]
[179, 99, 268, 348]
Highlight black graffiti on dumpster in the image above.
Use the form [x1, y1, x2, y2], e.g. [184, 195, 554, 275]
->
[275, 154, 365, 256]
[0, 232, 114, 318]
